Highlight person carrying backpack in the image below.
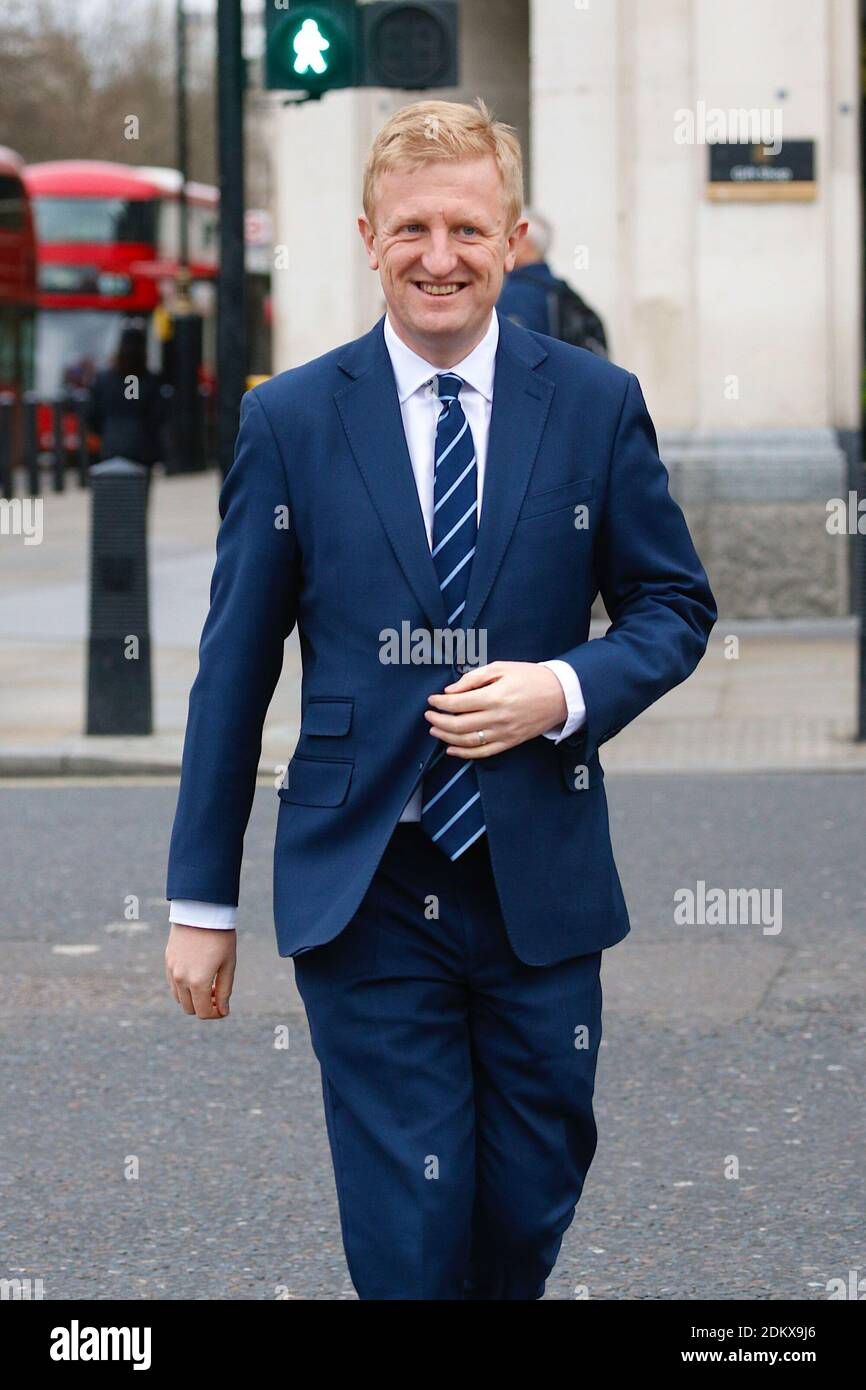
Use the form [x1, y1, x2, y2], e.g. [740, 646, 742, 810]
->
[497, 208, 609, 358]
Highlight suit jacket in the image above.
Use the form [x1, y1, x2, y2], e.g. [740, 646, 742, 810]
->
[166, 311, 716, 966]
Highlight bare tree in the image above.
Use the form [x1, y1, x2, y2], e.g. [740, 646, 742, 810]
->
[0, 0, 215, 182]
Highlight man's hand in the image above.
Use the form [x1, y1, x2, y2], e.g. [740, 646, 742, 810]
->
[165, 924, 236, 1019]
[425, 661, 567, 758]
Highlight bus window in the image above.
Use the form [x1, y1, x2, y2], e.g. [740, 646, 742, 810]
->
[35, 308, 125, 396]
[31, 197, 158, 245]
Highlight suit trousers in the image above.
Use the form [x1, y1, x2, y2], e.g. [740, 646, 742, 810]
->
[292, 821, 604, 1300]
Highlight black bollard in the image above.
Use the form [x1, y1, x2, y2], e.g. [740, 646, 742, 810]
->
[86, 458, 152, 735]
[24, 391, 39, 496]
[52, 397, 66, 492]
[168, 312, 205, 474]
[0, 390, 14, 500]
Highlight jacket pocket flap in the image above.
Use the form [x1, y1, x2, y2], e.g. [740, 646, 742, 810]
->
[278, 756, 354, 807]
[520, 476, 594, 520]
[302, 697, 354, 737]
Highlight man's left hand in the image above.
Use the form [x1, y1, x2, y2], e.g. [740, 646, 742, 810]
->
[425, 661, 567, 758]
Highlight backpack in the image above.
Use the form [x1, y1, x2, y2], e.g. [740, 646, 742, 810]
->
[545, 279, 609, 358]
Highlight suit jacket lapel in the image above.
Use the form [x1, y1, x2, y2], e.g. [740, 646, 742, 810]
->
[462, 315, 554, 634]
[335, 318, 448, 632]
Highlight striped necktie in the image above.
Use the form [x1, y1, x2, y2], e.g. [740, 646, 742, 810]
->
[419, 372, 487, 861]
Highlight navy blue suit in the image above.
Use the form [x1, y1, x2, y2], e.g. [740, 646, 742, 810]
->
[167, 310, 715, 1297]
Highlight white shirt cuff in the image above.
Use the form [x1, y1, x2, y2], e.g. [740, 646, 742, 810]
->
[539, 659, 587, 743]
[169, 900, 238, 929]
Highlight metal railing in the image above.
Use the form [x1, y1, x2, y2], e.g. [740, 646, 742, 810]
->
[0, 389, 91, 498]
[0, 384, 218, 497]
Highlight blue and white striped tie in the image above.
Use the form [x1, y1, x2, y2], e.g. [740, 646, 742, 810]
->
[420, 372, 486, 861]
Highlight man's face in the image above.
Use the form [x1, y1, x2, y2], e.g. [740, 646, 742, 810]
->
[358, 154, 526, 364]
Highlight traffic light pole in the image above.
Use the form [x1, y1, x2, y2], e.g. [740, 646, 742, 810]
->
[216, 0, 248, 480]
[176, 0, 190, 271]
[169, 0, 205, 474]
[858, 60, 866, 742]
[858, 459, 866, 741]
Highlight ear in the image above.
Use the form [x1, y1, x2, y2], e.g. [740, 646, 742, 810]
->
[504, 218, 529, 273]
[357, 215, 379, 270]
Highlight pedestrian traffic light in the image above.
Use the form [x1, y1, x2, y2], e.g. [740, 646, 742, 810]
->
[264, 1, 458, 96]
[265, 1, 358, 95]
[360, 3, 458, 90]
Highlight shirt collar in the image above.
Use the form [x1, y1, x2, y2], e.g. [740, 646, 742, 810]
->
[383, 309, 499, 404]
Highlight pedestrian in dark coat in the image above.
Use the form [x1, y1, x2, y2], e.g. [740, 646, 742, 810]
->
[86, 326, 169, 491]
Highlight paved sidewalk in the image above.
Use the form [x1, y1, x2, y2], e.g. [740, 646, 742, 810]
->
[1, 470, 864, 775]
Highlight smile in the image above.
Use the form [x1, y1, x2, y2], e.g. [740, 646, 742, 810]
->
[415, 282, 467, 296]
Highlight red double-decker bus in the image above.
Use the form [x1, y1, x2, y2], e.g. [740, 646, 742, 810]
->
[24, 160, 219, 398]
[22, 159, 271, 468]
[0, 146, 37, 469]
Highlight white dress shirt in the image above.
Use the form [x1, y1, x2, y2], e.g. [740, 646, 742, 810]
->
[170, 309, 585, 930]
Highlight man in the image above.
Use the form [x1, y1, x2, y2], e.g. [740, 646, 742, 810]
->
[166, 98, 716, 1300]
[497, 206, 608, 356]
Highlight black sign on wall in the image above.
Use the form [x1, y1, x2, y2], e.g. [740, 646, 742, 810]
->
[708, 140, 817, 201]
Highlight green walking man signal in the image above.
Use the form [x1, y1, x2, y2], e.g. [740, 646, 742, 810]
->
[292, 17, 331, 76]
[264, 0, 459, 96]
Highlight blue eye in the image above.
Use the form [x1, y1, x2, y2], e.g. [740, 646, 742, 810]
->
[461, 226, 477, 236]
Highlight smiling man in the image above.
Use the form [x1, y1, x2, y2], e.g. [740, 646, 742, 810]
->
[166, 98, 716, 1300]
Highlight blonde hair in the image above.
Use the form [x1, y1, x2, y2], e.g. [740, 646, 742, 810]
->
[362, 97, 524, 233]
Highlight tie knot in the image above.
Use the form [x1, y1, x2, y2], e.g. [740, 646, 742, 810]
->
[435, 372, 463, 402]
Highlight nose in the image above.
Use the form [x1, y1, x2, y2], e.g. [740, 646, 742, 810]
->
[420, 229, 459, 280]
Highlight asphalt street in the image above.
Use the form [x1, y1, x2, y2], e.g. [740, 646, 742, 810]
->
[1, 773, 864, 1300]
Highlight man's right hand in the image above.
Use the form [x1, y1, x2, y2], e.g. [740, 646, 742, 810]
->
[165, 923, 237, 1019]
